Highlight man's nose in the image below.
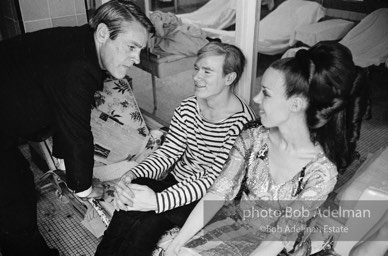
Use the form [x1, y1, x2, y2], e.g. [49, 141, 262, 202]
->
[131, 50, 141, 65]
[193, 70, 202, 81]
[253, 92, 262, 104]
[132, 54, 140, 65]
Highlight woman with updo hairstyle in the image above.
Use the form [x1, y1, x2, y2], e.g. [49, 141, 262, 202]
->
[164, 41, 368, 256]
[271, 40, 368, 173]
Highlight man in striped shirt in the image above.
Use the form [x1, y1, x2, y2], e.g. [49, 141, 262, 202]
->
[95, 42, 256, 256]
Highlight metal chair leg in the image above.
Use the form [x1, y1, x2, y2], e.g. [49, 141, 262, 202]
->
[151, 74, 157, 113]
[37, 170, 67, 200]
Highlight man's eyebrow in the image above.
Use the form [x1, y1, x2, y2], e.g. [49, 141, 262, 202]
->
[202, 66, 214, 72]
[261, 85, 271, 91]
[193, 63, 214, 71]
[129, 40, 144, 48]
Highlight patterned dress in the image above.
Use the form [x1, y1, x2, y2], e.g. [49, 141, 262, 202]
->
[183, 124, 338, 256]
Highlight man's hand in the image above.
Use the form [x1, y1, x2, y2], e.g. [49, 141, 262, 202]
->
[125, 184, 158, 212]
[113, 172, 135, 211]
[86, 184, 104, 199]
[120, 170, 136, 185]
[113, 171, 158, 212]
[114, 181, 158, 212]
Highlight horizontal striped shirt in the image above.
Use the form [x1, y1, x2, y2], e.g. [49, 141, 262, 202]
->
[130, 96, 256, 213]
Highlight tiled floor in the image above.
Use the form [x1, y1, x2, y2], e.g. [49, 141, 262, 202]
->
[37, 186, 100, 256]
[20, 146, 101, 256]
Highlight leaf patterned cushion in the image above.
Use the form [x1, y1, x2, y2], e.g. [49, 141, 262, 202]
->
[91, 76, 150, 163]
[94, 76, 148, 131]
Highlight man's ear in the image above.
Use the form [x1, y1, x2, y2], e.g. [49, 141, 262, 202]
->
[290, 96, 307, 112]
[96, 23, 110, 43]
[225, 72, 237, 86]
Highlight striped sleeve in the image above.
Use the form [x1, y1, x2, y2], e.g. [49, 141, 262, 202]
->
[155, 99, 256, 213]
[129, 105, 188, 179]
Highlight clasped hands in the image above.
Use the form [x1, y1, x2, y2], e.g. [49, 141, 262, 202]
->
[113, 171, 158, 212]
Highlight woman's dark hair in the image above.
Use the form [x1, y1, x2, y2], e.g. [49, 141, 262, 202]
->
[89, 0, 155, 40]
[197, 41, 246, 89]
[270, 41, 369, 173]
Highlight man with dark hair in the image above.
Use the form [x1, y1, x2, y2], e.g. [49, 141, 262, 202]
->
[0, 1, 154, 255]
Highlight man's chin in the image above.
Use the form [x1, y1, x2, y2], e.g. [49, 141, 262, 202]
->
[109, 72, 126, 80]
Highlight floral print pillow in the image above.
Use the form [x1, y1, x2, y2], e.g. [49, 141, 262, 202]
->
[94, 76, 148, 135]
[91, 76, 150, 163]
